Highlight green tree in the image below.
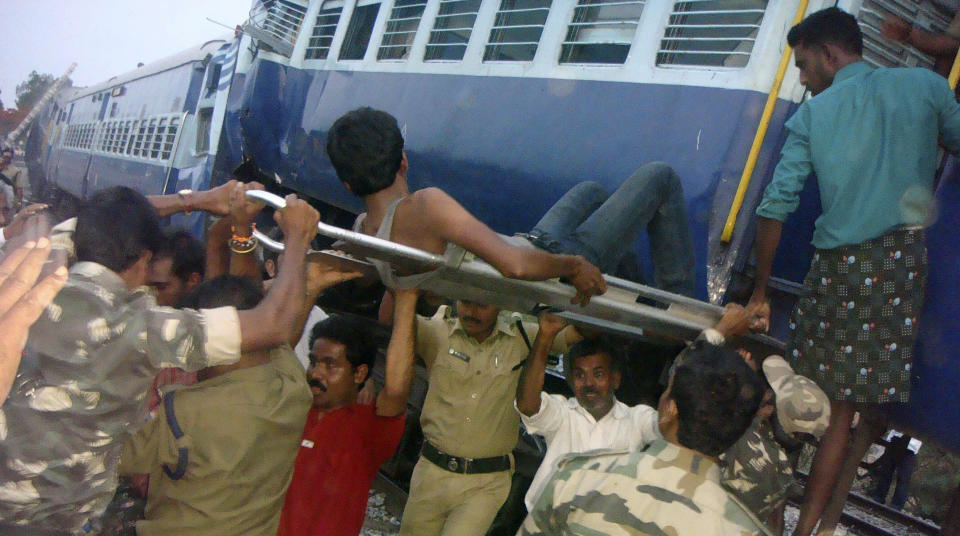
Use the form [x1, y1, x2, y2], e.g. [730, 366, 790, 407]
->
[15, 71, 71, 111]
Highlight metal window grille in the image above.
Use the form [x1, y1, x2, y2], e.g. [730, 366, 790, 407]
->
[305, 3, 343, 59]
[559, 0, 645, 64]
[339, 3, 382, 60]
[125, 120, 138, 156]
[133, 122, 149, 158]
[857, 0, 952, 69]
[425, 0, 482, 61]
[484, 0, 552, 61]
[162, 117, 180, 160]
[152, 118, 166, 159]
[656, 0, 767, 68]
[263, 0, 309, 49]
[378, 0, 429, 60]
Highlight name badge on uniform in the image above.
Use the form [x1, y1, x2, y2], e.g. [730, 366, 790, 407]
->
[448, 348, 471, 363]
[301, 439, 315, 449]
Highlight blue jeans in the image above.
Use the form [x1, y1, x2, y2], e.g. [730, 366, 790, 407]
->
[529, 162, 695, 297]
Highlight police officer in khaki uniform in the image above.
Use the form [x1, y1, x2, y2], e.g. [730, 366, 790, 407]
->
[398, 300, 577, 536]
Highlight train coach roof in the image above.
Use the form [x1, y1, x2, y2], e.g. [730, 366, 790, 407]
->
[72, 37, 231, 99]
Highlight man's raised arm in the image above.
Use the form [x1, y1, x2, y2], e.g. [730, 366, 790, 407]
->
[516, 313, 567, 416]
[236, 195, 318, 351]
[376, 288, 419, 417]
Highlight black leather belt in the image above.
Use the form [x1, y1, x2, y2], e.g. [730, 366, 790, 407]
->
[422, 441, 511, 474]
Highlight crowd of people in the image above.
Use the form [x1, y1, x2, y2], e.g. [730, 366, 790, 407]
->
[0, 6, 958, 536]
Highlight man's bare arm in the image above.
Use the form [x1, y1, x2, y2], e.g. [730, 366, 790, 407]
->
[376, 288, 418, 417]
[516, 313, 566, 416]
[414, 188, 606, 306]
[747, 217, 781, 331]
[147, 180, 238, 218]
[236, 195, 317, 351]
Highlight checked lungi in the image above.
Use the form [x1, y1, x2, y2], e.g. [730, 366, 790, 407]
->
[787, 228, 927, 404]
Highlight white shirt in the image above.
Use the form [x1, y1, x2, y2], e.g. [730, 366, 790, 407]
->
[517, 392, 661, 510]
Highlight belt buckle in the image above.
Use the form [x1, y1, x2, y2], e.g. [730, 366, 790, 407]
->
[447, 458, 459, 472]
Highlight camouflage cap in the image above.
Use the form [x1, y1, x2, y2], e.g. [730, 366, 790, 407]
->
[762, 355, 830, 438]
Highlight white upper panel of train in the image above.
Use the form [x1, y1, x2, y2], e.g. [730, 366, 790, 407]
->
[235, 0, 954, 101]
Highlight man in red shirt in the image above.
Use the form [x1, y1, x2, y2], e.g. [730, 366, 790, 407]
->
[278, 289, 417, 536]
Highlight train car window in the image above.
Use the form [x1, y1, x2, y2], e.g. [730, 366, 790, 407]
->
[857, 0, 951, 69]
[124, 120, 137, 156]
[656, 0, 767, 68]
[425, 0, 482, 61]
[339, 2, 382, 60]
[484, 0, 552, 62]
[378, 0, 428, 60]
[305, 0, 344, 59]
[559, 0, 645, 64]
[197, 108, 213, 154]
[205, 64, 222, 95]
[152, 118, 166, 159]
[262, 0, 310, 52]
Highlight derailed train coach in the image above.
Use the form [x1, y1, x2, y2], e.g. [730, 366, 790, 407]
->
[27, 0, 960, 452]
[26, 37, 240, 236]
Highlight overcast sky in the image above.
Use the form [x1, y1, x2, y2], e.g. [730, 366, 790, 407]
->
[0, 0, 253, 109]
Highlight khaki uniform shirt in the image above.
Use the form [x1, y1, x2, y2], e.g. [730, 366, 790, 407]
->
[120, 345, 312, 536]
[416, 306, 572, 459]
[519, 439, 771, 536]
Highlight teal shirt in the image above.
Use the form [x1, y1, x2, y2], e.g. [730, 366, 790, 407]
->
[756, 61, 960, 249]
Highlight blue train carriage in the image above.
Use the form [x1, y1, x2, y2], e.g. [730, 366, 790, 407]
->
[27, 38, 241, 235]
[227, 0, 959, 451]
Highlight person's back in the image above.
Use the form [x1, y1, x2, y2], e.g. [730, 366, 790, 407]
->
[120, 275, 312, 536]
[519, 440, 764, 536]
[123, 345, 310, 535]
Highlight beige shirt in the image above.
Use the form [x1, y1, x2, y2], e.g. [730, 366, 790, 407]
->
[120, 345, 312, 536]
[416, 306, 572, 459]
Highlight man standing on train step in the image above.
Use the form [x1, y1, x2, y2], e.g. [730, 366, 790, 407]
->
[747, 8, 960, 535]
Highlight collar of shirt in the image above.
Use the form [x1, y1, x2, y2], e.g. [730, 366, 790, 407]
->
[70, 262, 128, 293]
[566, 396, 628, 423]
[648, 439, 721, 483]
[831, 61, 873, 87]
[448, 312, 517, 341]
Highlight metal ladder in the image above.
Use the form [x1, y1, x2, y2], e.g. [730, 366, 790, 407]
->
[247, 190, 783, 351]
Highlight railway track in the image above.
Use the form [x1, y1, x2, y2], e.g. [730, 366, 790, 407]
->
[793, 471, 941, 536]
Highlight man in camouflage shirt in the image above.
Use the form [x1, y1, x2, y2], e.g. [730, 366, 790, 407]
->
[720, 355, 830, 534]
[519, 340, 771, 536]
[0, 186, 320, 535]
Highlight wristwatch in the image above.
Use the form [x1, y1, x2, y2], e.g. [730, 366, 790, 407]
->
[177, 189, 194, 214]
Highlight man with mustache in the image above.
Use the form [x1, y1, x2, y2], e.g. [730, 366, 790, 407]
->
[396, 300, 579, 536]
[277, 289, 418, 536]
[516, 304, 762, 516]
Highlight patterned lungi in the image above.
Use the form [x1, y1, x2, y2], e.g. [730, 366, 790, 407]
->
[787, 228, 927, 404]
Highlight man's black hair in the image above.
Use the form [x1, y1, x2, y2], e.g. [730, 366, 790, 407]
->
[74, 186, 163, 273]
[180, 275, 263, 311]
[154, 229, 205, 281]
[668, 341, 763, 457]
[787, 7, 863, 56]
[309, 314, 377, 379]
[326, 107, 404, 197]
[563, 337, 621, 382]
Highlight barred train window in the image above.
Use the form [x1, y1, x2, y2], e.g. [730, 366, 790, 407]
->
[305, 1, 344, 59]
[425, 0, 482, 61]
[339, 3, 382, 60]
[560, 0, 645, 64]
[856, 0, 951, 69]
[263, 0, 309, 50]
[484, 0, 552, 61]
[656, 0, 768, 68]
[378, 0, 428, 60]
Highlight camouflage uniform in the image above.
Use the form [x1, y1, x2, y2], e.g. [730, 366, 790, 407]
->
[720, 355, 830, 524]
[518, 439, 771, 536]
[0, 262, 242, 534]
